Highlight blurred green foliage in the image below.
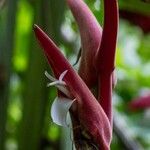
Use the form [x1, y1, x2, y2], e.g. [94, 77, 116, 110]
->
[0, 0, 150, 150]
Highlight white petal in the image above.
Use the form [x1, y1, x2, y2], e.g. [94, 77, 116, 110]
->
[51, 97, 76, 127]
[66, 112, 72, 127]
[47, 80, 66, 87]
[59, 70, 68, 82]
[45, 70, 71, 97]
[56, 85, 72, 98]
[47, 80, 61, 87]
[45, 71, 56, 82]
[45, 70, 66, 87]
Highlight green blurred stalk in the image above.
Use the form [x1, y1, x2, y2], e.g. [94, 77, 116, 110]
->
[119, 0, 150, 15]
[18, 0, 66, 150]
[0, 0, 18, 149]
[18, 0, 47, 149]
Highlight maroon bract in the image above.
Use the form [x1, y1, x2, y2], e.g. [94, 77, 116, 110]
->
[34, 25, 111, 149]
[67, 0, 102, 88]
[95, 0, 118, 125]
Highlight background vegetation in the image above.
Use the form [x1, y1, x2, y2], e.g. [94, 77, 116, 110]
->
[0, 0, 150, 149]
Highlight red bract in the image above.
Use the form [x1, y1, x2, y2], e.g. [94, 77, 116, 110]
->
[34, 25, 111, 149]
[95, 0, 118, 125]
[129, 94, 150, 111]
[34, 0, 118, 149]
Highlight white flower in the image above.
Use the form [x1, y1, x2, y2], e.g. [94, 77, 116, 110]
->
[45, 70, 76, 127]
[45, 70, 71, 98]
[51, 97, 75, 127]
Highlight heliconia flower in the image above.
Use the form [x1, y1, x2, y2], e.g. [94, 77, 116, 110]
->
[129, 94, 150, 111]
[34, 0, 118, 149]
[34, 25, 111, 149]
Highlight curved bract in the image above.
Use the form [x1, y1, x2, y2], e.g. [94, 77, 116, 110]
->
[67, 0, 102, 87]
[34, 25, 111, 149]
[95, 0, 119, 125]
[95, 0, 118, 72]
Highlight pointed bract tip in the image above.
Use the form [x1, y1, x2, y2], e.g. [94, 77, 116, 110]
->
[33, 24, 41, 36]
[33, 24, 46, 37]
[33, 24, 39, 29]
[33, 24, 43, 35]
